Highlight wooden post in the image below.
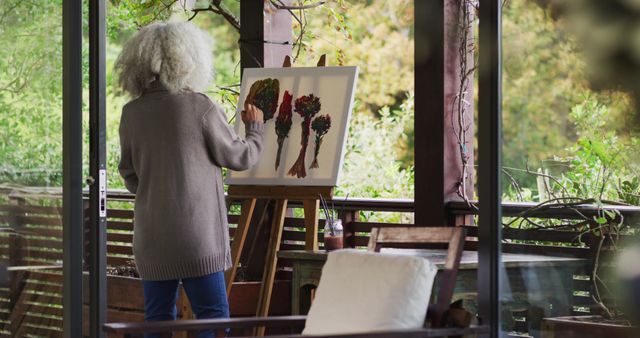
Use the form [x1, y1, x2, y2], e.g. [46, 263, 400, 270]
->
[339, 210, 360, 248]
[240, 0, 264, 70]
[240, 0, 293, 69]
[444, 0, 475, 203]
[415, 0, 475, 227]
[264, 0, 293, 67]
[303, 200, 320, 251]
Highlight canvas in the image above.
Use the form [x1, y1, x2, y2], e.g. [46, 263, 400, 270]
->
[226, 66, 358, 186]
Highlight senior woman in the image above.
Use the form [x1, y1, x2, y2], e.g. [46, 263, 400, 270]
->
[115, 22, 264, 337]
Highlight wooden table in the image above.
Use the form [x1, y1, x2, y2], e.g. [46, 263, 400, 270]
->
[278, 249, 589, 335]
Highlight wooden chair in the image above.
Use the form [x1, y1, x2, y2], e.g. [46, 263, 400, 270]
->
[367, 227, 466, 328]
[104, 227, 482, 337]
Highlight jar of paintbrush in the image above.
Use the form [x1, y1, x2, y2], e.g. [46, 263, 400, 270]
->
[319, 194, 344, 251]
[323, 219, 343, 251]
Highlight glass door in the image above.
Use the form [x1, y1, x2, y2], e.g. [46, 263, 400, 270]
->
[497, 1, 640, 337]
[0, 0, 84, 336]
[0, 1, 101, 336]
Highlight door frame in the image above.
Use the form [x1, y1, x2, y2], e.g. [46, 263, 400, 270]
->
[62, 0, 85, 337]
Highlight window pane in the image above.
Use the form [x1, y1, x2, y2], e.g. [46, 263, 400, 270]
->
[500, 1, 637, 336]
[0, 1, 65, 336]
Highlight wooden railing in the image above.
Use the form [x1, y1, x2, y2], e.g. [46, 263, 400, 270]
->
[105, 190, 415, 262]
[448, 200, 640, 220]
[449, 200, 640, 258]
[5, 188, 639, 269]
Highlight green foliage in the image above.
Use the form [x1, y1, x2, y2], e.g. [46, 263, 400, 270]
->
[0, 0, 63, 187]
[296, 1, 414, 113]
[559, 99, 625, 199]
[338, 94, 414, 200]
[107, 0, 184, 31]
[335, 95, 415, 223]
[502, 1, 636, 189]
[619, 177, 640, 205]
[504, 96, 640, 206]
[293, 0, 415, 168]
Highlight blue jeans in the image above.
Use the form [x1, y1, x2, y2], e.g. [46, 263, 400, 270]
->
[143, 271, 230, 338]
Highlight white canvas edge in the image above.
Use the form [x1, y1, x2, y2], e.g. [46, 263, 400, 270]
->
[225, 66, 359, 186]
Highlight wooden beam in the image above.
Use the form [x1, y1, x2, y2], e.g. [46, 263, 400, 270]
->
[240, 0, 293, 70]
[415, 0, 445, 227]
[303, 199, 320, 250]
[240, 0, 264, 70]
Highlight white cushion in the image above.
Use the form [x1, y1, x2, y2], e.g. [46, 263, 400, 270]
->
[302, 249, 438, 335]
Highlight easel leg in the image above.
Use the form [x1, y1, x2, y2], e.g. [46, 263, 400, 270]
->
[255, 199, 288, 336]
[225, 198, 257, 297]
[170, 286, 193, 338]
[303, 199, 320, 251]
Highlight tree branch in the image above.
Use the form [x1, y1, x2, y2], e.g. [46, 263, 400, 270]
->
[269, 0, 326, 10]
[140, 0, 179, 28]
[188, 0, 240, 32]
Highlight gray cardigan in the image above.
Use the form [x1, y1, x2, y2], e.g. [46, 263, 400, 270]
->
[118, 86, 264, 280]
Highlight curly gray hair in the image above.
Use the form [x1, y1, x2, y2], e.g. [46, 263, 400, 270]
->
[114, 22, 214, 97]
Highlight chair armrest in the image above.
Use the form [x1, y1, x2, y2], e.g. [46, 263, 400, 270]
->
[103, 315, 307, 335]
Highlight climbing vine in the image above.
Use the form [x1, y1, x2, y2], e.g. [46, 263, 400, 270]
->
[452, 0, 477, 204]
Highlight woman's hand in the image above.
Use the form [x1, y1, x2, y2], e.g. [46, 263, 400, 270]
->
[241, 103, 264, 124]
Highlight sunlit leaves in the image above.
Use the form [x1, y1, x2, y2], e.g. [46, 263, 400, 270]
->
[0, 0, 64, 186]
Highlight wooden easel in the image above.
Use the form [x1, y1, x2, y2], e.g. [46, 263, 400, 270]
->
[225, 55, 331, 335]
